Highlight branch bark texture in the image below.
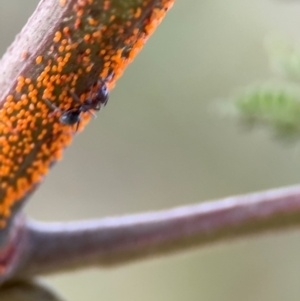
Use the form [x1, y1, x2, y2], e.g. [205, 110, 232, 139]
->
[0, 0, 174, 247]
[9, 185, 300, 279]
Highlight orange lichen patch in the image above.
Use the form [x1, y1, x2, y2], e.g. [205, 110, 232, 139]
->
[83, 34, 91, 42]
[109, 15, 116, 22]
[0, 0, 175, 228]
[103, 0, 110, 11]
[134, 8, 142, 19]
[76, 8, 84, 17]
[35, 56, 43, 64]
[62, 26, 70, 36]
[53, 31, 62, 43]
[78, 0, 87, 6]
[6, 95, 14, 103]
[88, 18, 98, 26]
[74, 18, 81, 29]
[60, 0, 67, 7]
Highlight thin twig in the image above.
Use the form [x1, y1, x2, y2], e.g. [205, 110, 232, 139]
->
[9, 184, 300, 279]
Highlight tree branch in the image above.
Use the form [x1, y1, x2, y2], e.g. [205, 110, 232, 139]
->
[0, 280, 66, 301]
[8, 184, 300, 279]
[0, 0, 174, 248]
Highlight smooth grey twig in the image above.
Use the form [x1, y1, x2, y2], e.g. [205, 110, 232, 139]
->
[10, 184, 300, 279]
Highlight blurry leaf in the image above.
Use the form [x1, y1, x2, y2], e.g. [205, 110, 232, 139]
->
[265, 36, 300, 81]
[0, 281, 66, 301]
[230, 82, 300, 141]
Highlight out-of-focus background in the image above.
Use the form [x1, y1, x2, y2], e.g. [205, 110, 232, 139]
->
[1, 0, 300, 300]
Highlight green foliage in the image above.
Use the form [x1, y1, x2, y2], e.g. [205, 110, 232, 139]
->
[266, 36, 300, 81]
[232, 37, 300, 141]
[234, 83, 300, 140]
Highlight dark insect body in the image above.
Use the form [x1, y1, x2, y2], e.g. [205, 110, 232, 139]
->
[45, 72, 113, 131]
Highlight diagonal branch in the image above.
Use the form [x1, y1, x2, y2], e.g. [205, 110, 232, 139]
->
[9, 184, 300, 279]
[0, 0, 175, 283]
[0, 0, 174, 249]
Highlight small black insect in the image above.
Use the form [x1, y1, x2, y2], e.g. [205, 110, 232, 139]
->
[45, 72, 113, 131]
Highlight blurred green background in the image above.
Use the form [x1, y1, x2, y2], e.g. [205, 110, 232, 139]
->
[1, 0, 300, 300]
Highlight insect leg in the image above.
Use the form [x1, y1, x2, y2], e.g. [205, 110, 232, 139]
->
[43, 99, 62, 118]
[75, 119, 80, 132]
[68, 89, 81, 103]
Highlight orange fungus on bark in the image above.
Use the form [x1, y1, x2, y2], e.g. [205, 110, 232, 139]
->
[0, 0, 174, 228]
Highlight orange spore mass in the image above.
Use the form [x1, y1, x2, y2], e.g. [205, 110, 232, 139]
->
[0, 0, 174, 228]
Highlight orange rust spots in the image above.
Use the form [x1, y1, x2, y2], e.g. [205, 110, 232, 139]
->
[74, 18, 81, 29]
[44, 66, 51, 73]
[58, 45, 65, 53]
[6, 95, 13, 102]
[88, 18, 98, 26]
[9, 116, 17, 124]
[60, 0, 67, 7]
[49, 75, 55, 82]
[134, 8, 142, 19]
[1, 183, 7, 190]
[103, 0, 110, 10]
[36, 56, 43, 64]
[53, 31, 62, 43]
[3, 102, 10, 109]
[21, 51, 28, 59]
[77, 0, 86, 6]
[133, 28, 139, 36]
[31, 96, 38, 103]
[57, 64, 64, 73]
[6, 107, 13, 116]
[83, 34, 91, 42]
[54, 150, 63, 161]
[76, 9, 84, 17]
[25, 78, 31, 85]
[21, 98, 29, 107]
[65, 45, 72, 52]
[17, 76, 25, 83]
[103, 62, 110, 68]
[63, 26, 70, 34]
[15, 85, 22, 92]
[86, 65, 93, 73]
[82, 56, 90, 63]
[92, 31, 101, 39]
[0, 0, 175, 229]
[71, 42, 79, 49]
